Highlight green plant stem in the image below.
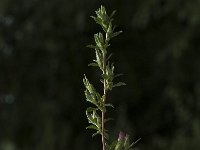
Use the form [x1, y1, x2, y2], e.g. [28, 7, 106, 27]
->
[102, 111, 106, 150]
[102, 51, 107, 150]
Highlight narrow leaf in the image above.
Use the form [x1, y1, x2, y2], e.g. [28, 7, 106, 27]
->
[102, 74, 109, 80]
[104, 118, 114, 123]
[106, 53, 113, 61]
[86, 125, 99, 130]
[105, 103, 114, 108]
[87, 44, 96, 49]
[92, 131, 101, 137]
[113, 82, 126, 87]
[111, 31, 123, 38]
[110, 10, 116, 19]
[88, 63, 98, 67]
[114, 73, 123, 78]
[128, 138, 141, 148]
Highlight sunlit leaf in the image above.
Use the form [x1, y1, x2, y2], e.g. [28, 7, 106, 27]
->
[86, 125, 99, 130]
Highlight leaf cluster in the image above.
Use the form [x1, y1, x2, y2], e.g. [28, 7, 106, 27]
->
[87, 6, 125, 92]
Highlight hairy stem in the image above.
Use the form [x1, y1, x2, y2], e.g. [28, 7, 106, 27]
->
[102, 52, 107, 150]
[102, 111, 106, 150]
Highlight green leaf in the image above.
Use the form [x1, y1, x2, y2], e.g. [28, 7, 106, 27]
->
[92, 131, 101, 137]
[85, 90, 96, 105]
[106, 22, 113, 40]
[124, 134, 130, 149]
[110, 10, 116, 19]
[106, 53, 113, 61]
[108, 81, 113, 90]
[86, 125, 99, 130]
[94, 33, 105, 51]
[108, 140, 118, 150]
[105, 103, 114, 108]
[83, 75, 96, 94]
[86, 107, 101, 129]
[113, 82, 126, 87]
[114, 73, 123, 78]
[104, 118, 114, 123]
[115, 140, 123, 150]
[91, 16, 102, 26]
[128, 138, 141, 149]
[88, 63, 98, 67]
[87, 44, 96, 49]
[100, 79, 104, 84]
[95, 49, 103, 70]
[102, 73, 109, 80]
[111, 31, 123, 38]
[104, 132, 109, 139]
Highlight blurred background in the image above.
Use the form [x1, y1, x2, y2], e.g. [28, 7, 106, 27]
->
[0, 0, 200, 149]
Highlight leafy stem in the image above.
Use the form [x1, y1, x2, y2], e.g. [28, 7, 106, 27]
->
[102, 40, 107, 150]
[83, 5, 138, 150]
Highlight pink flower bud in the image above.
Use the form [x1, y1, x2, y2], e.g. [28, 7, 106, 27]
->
[118, 131, 125, 141]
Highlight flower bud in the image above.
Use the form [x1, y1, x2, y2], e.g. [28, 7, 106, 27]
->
[118, 131, 125, 141]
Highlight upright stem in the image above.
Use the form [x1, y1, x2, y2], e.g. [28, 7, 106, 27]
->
[102, 112, 106, 150]
[102, 52, 107, 150]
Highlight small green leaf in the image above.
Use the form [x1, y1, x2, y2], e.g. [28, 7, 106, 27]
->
[128, 138, 141, 149]
[90, 16, 96, 20]
[115, 140, 123, 150]
[106, 22, 113, 40]
[94, 33, 105, 51]
[104, 132, 109, 139]
[91, 16, 102, 26]
[111, 31, 123, 38]
[106, 53, 113, 61]
[110, 10, 116, 19]
[88, 63, 98, 67]
[87, 44, 96, 49]
[100, 79, 104, 84]
[108, 140, 118, 150]
[114, 73, 123, 78]
[92, 131, 101, 137]
[95, 49, 103, 70]
[105, 103, 114, 108]
[104, 118, 114, 123]
[102, 74, 109, 80]
[113, 82, 126, 87]
[86, 125, 99, 130]
[85, 90, 96, 105]
[108, 82, 113, 90]
[86, 107, 101, 129]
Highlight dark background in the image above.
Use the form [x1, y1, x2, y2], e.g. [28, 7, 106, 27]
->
[0, 0, 200, 149]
